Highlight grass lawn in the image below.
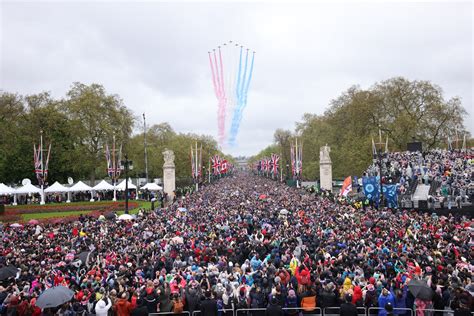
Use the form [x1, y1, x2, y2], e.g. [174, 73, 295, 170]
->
[22, 210, 93, 220]
[16, 200, 152, 221]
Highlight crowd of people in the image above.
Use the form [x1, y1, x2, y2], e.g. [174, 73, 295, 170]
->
[0, 173, 473, 316]
[365, 149, 473, 203]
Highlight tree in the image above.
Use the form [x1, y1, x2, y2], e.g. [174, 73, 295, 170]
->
[63, 82, 135, 183]
[252, 77, 470, 179]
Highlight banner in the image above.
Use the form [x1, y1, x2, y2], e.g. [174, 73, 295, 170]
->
[382, 184, 399, 208]
[362, 176, 380, 202]
[340, 176, 352, 197]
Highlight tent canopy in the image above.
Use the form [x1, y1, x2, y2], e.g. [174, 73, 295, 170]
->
[14, 183, 42, 194]
[140, 183, 162, 191]
[69, 181, 92, 192]
[44, 181, 70, 193]
[93, 180, 115, 191]
[116, 179, 137, 191]
[0, 183, 15, 195]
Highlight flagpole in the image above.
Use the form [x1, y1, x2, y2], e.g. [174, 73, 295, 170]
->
[143, 113, 149, 184]
[112, 135, 117, 201]
[40, 130, 45, 205]
[195, 142, 198, 192]
[208, 152, 211, 183]
[296, 138, 300, 188]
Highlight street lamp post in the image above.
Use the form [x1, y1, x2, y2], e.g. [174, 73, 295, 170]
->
[121, 155, 133, 214]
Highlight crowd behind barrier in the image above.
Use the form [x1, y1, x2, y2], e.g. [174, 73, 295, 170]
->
[0, 173, 472, 316]
[365, 149, 474, 205]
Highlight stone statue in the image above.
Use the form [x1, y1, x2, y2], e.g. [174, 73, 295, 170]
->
[162, 149, 176, 201]
[162, 149, 175, 167]
[320, 145, 332, 191]
[320, 144, 331, 163]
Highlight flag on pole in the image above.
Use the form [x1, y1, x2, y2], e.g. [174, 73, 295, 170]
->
[290, 144, 296, 177]
[271, 154, 280, 175]
[340, 176, 352, 197]
[190, 145, 195, 179]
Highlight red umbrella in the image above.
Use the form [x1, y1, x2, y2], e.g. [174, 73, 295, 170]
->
[28, 219, 40, 225]
[259, 194, 267, 200]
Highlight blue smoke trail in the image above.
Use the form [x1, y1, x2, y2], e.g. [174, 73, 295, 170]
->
[228, 50, 254, 146]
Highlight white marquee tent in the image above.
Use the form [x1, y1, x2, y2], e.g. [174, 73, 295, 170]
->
[14, 183, 42, 194]
[116, 179, 137, 191]
[93, 180, 115, 191]
[44, 181, 70, 193]
[0, 183, 15, 195]
[69, 181, 92, 192]
[140, 183, 163, 191]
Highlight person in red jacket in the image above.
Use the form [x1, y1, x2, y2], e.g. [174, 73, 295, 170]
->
[114, 293, 133, 316]
[295, 265, 311, 286]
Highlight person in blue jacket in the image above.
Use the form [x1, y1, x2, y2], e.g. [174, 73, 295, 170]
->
[378, 288, 396, 316]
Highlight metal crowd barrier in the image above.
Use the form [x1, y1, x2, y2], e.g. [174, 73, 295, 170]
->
[417, 309, 454, 316]
[283, 307, 322, 315]
[368, 307, 414, 316]
[193, 309, 235, 316]
[149, 312, 191, 316]
[236, 307, 321, 316]
[324, 306, 366, 316]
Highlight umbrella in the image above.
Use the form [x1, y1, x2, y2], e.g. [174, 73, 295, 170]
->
[259, 194, 267, 200]
[104, 212, 116, 220]
[0, 266, 18, 281]
[408, 279, 433, 300]
[35, 286, 74, 308]
[279, 209, 289, 215]
[177, 207, 187, 212]
[9, 223, 23, 228]
[28, 219, 40, 225]
[171, 236, 184, 244]
[75, 251, 93, 267]
[118, 214, 134, 221]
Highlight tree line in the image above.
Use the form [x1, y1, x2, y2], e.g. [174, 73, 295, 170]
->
[0, 82, 228, 185]
[250, 77, 472, 180]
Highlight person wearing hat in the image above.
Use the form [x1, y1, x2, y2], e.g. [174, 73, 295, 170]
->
[265, 296, 284, 316]
[340, 294, 359, 316]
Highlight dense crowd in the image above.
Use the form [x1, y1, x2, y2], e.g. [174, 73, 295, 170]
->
[366, 149, 473, 201]
[0, 173, 473, 316]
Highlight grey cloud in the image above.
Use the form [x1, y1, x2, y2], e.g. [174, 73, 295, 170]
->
[1, 1, 472, 157]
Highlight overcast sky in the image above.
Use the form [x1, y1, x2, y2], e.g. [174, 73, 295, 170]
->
[1, 1, 473, 157]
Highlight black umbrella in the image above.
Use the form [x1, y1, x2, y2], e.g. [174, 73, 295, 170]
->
[408, 279, 433, 300]
[104, 212, 116, 220]
[75, 251, 93, 267]
[36, 286, 74, 308]
[0, 266, 18, 281]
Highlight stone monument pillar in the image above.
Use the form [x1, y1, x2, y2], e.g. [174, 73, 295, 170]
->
[162, 149, 176, 201]
[320, 145, 332, 191]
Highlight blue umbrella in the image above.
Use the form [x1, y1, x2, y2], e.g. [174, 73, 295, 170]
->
[36, 286, 75, 309]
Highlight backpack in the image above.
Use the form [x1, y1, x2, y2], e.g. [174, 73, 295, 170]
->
[173, 299, 184, 314]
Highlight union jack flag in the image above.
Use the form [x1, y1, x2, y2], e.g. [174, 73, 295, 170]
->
[211, 155, 221, 175]
[220, 159, 228, 174]
[271, 154, 280, 175]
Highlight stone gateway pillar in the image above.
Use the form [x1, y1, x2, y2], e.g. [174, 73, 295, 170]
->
[319, 145, 333, 191]
[162, 149, 176, 201]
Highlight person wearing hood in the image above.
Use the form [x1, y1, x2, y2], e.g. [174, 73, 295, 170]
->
[378, 288, 395, 316]
[352, 285, 363, 307]
[95, 297, 112, 316]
